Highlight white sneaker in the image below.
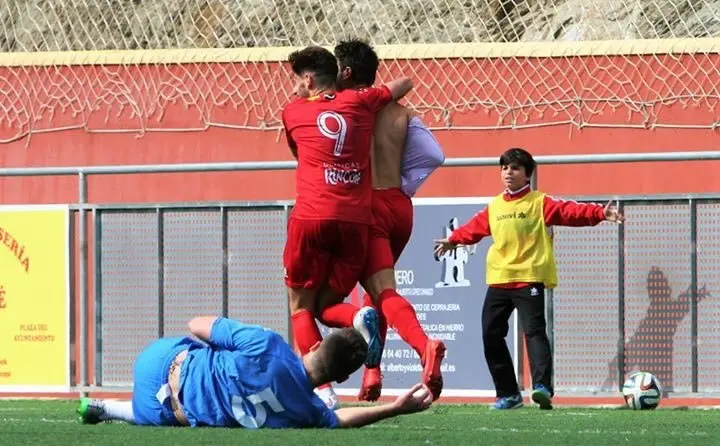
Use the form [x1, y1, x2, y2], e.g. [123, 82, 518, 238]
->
[314, 386, 340, 410]
[353, 306, 382, 368]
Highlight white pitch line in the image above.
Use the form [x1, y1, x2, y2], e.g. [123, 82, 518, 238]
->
[444, 411, 600, 417]
[0, 417, 74, 423]
[367, 424, 710, 437]
[0, 407, 45, 412]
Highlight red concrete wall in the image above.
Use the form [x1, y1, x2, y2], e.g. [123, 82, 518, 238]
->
[1, 116, 719, 205]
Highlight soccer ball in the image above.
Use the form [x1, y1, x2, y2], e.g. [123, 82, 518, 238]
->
[622, 371, 663, 410]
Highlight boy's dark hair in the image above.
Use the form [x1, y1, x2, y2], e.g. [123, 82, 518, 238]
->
[499, 148, 537, 180]
[288, 46, 339, 89]
[334, 39, 379, 87]
[311, 328, 368, 384]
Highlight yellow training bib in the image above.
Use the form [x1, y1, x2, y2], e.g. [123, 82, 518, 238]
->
[486, 191, 558, 288]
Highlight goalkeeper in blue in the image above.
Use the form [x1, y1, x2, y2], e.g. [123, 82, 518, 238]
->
[77, 314, 434, 428]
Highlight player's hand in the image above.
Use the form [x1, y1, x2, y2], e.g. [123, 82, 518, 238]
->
[604, 200, 625, 224]
[433, 238, 457, 257]
[393, 383, 433, 414]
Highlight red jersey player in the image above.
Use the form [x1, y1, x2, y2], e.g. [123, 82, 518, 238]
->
[315, 39, 447, 403]
[282, 46, 414, 408]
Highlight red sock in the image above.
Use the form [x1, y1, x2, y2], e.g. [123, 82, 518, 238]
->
[318, 303, 359, 328]
[378, 289, 428, 356]
[291, 310, 323, 356]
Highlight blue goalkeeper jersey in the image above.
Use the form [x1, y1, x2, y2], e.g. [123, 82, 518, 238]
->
[179, 318, 339, 429]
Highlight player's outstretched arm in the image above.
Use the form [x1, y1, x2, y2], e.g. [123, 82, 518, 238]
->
[434, 208, 490, 257]
[334, 383, 432, 428]
[384, 77, 414, 101]
[188, 316, 267, 352]
[543, 196, 625, 226]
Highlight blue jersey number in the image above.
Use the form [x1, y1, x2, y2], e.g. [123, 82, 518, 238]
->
[231, 388, 286, 428]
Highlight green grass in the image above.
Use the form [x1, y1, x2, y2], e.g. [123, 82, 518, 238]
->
[1, 400, 718, 445]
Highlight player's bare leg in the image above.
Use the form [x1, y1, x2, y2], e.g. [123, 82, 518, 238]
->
[361, 268, 446, 402]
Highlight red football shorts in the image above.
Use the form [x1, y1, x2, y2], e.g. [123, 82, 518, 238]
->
[363, 188, 414, 280]
[283, 217, 370, 296]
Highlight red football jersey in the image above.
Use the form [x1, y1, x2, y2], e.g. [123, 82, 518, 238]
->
[282, 86, 393, 223]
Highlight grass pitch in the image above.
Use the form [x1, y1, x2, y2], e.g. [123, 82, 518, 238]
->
[1, 399, 716, 445]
